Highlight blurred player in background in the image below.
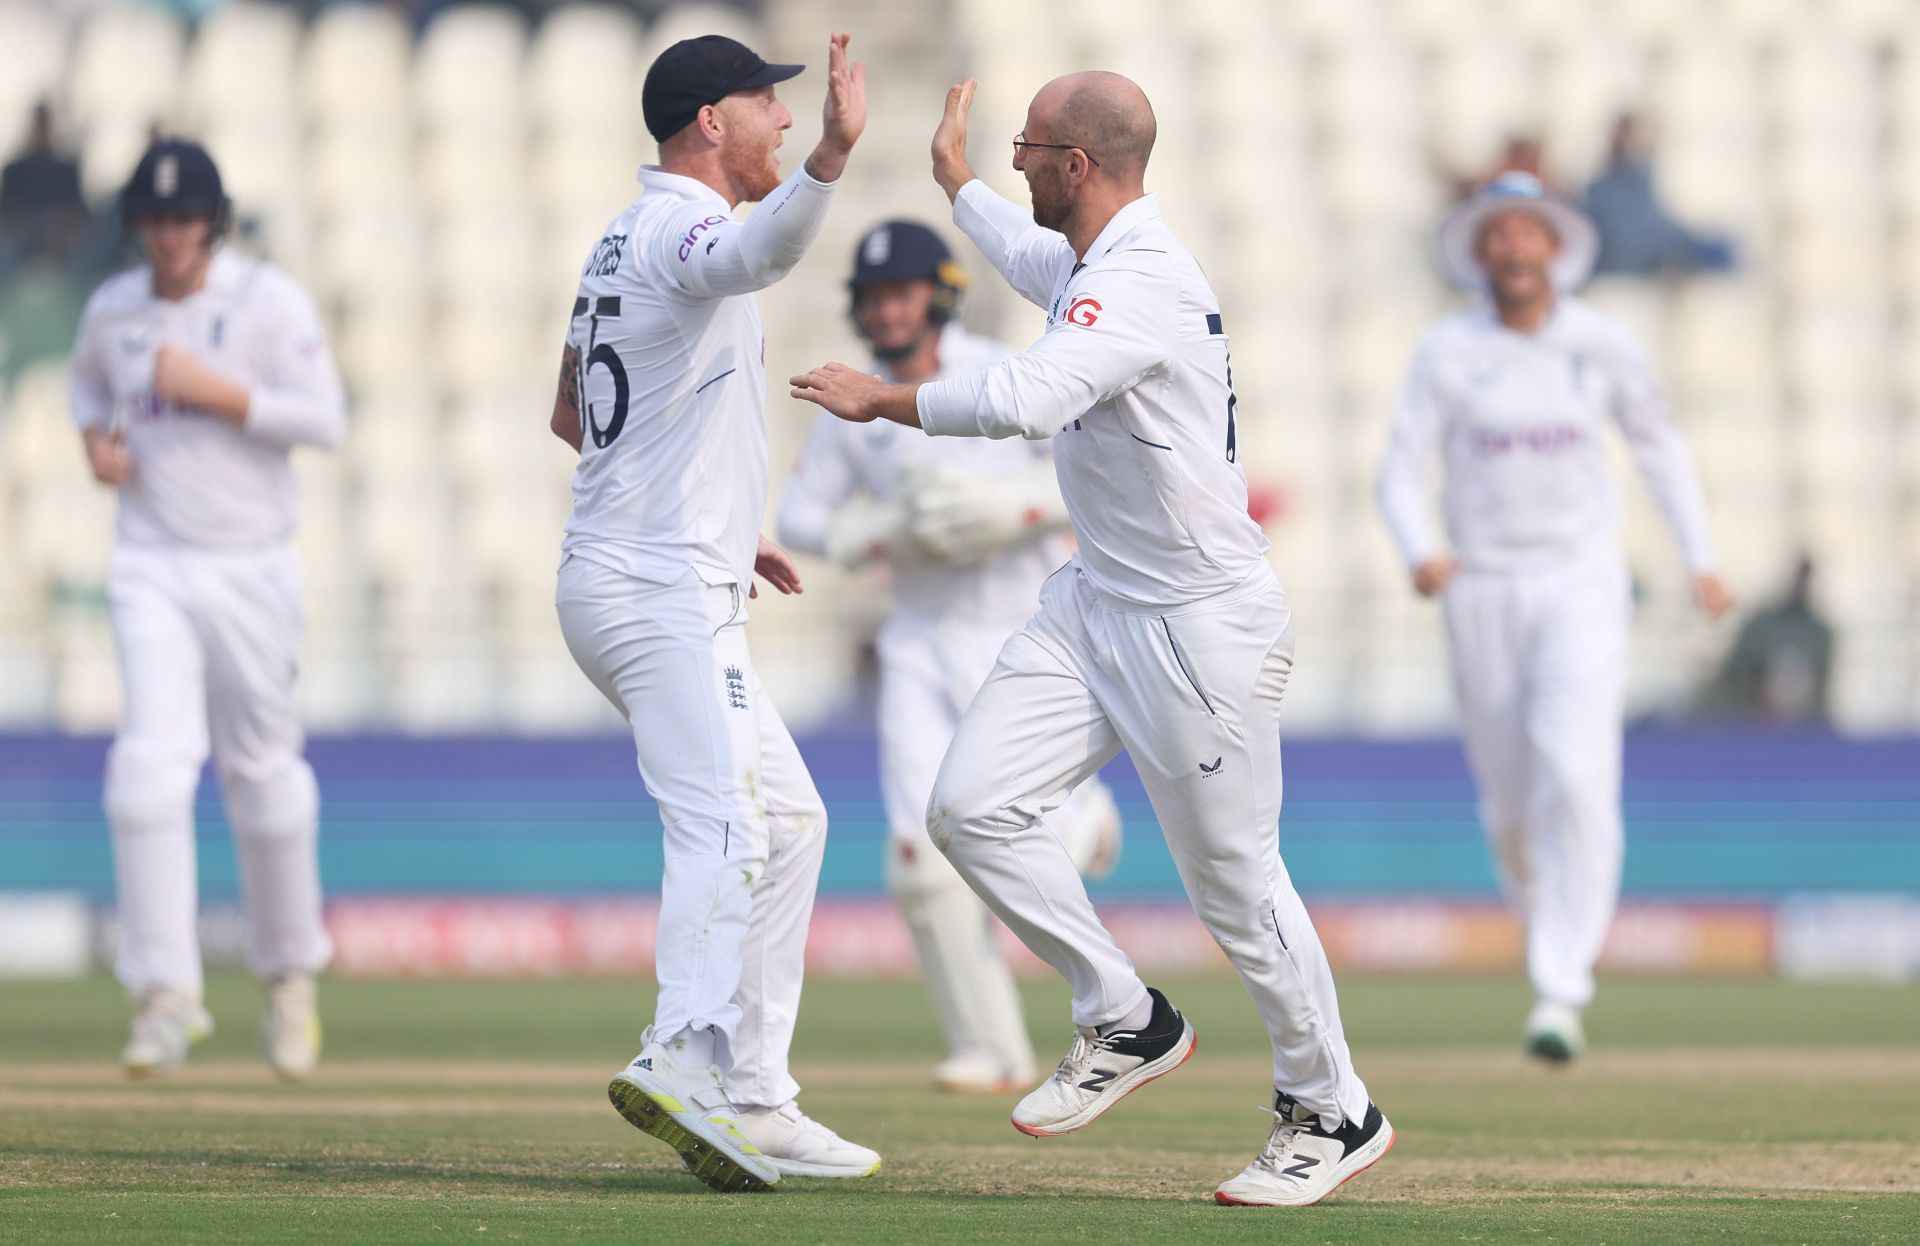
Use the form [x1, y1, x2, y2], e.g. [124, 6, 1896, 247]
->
[1376, 173, 1733, 1063]
[791, 73, 1392, 1208]
[777, 219, 1122, 1095]
[550, 33, 878, 1191]
[69, 139, 345, 1079]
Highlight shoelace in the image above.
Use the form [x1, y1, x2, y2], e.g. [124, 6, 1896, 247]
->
[1051, 1029, 1119, 1086]
[1252, 1102, 1315, 1173]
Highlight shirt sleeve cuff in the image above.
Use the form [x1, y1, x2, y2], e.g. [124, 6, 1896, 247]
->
[913, 374, 967, 437]
[952, 179, 1005, 234]
[916, 374, 982, 437]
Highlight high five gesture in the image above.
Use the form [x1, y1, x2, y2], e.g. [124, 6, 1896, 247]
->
[805, 32, 867, 183]
[932, 78, 977, 201]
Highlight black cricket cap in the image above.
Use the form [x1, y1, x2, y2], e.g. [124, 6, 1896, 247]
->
[642, 35, 804, 142]
[124, 139, 225, 218]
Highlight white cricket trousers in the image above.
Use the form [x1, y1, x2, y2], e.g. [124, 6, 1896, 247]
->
[928, 561, 1371, 1128]
[1442, 552, 1630, 1010]
[555, 556, 828, 1109]
[878, 608, 1114, 1076]
[104, 542, 330, 1000]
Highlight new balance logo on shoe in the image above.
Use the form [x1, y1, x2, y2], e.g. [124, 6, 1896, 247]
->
[1077, 1066, 1119, 1093]
[1199, 757, 1223, 776]
[1279, 1154, 1321, 1181]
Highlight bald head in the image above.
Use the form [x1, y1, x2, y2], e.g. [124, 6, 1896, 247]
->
[1030, 71, 1155, 182]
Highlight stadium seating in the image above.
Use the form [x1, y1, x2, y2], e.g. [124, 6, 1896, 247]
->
[1, 0, 1915, 734]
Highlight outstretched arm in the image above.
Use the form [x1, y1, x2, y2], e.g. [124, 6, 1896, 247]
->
[931, 79, 1073, 308]
[793, 258, 1175, 440]
[668, 33, 865, 299]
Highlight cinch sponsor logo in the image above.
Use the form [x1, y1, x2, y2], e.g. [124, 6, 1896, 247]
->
[678, 215, 730, 261]
[1472, 424, 1586, 456]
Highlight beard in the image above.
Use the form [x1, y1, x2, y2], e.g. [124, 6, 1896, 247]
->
[725, 135, 783, 203]
[1029, 168, 1070, 231]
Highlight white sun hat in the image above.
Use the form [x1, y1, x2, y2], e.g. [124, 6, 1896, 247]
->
[1434, 171, 1599, 294]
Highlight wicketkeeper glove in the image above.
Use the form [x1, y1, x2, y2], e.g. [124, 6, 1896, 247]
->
[909, 464, 1069, 566]
[824, 492, 916, 569]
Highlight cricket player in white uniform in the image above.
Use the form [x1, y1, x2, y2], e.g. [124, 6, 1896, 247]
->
[69, 139, 343, 1080]
[792, 74, 1393, 1208]
[1376, 173, 1732, 1062]
[777, 219, 1123, 1095]
[550, 33, 878, 1192]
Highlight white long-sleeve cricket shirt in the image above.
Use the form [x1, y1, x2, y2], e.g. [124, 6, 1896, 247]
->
[1376, 298, 1718, 576]
[914, 181, 1269, 609]
[69, 250, 345, 551]
[561, 163, 837, 588]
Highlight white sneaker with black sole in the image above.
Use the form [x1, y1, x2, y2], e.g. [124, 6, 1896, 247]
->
[122, 989, 214, 1077]
[1523, 1000, 1586, 1064]
[1011, 986, 1196, 1137]
[734, 1101, 881, 1178]
[1215, 1092, 1395, 1207]
[607, 1030, 780, 1193]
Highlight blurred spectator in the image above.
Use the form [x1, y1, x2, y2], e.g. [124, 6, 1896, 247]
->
[0, 102, 88, 271]
[1443, 134, 1563, 201]
[1703, 556, 1834, 723]
[1584, 113, 1736, 277]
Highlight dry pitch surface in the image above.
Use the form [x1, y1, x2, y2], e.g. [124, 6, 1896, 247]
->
[2, 973, 1916, 1244]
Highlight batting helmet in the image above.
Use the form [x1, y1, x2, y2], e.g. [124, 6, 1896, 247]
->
[847, 220, 968, 334]
[121, 138, 232, 240]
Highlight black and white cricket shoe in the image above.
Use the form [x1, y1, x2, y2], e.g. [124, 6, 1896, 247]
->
[1214, 1091, 1395, 1207]
[1011, 987, 1196, 1137]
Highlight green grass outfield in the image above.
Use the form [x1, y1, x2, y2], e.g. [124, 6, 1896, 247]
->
[2, 972, 1916, 1244]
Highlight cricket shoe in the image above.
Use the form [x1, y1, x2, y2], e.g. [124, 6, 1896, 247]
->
[608, 1031, 780, 1193]
[734, 1101, 881, 1178]
[934, 1047, 1034, 1095]
[1523, 1000, 1586, 1064]
[1214, 1092, 1395, 1207]
[1011, 986, 1196, 1137]
[122, 988, 214, 1077]
[262, 974, 321, 1080]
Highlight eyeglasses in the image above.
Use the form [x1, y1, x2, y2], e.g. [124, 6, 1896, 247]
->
[1012, 132, 1100, 168]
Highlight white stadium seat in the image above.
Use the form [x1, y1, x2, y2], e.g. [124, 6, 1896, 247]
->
[413, 4, 529, 139]
[68, 4, 185, 132]
[184, 2, 302, 127]
[529, 4, 645, 131]
[78, 116, 155, 206]
[303, 3, 411, 126]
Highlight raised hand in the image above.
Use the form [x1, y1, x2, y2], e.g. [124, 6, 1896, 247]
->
[932, 79, 977, 202]
[806, 32, 866, 183]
